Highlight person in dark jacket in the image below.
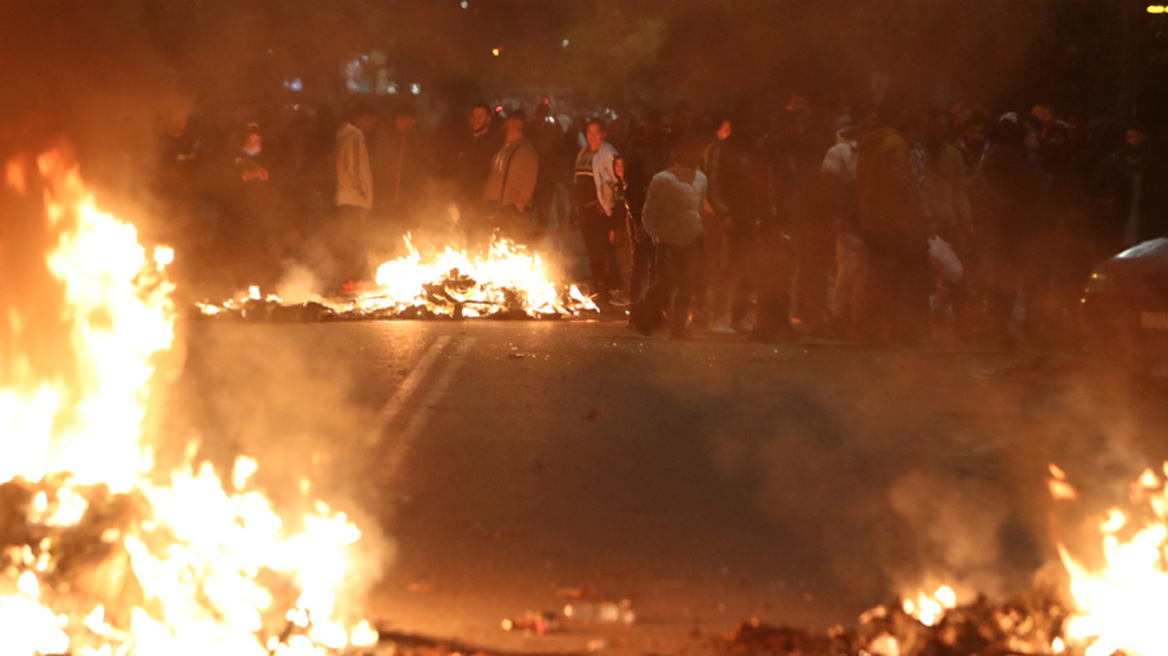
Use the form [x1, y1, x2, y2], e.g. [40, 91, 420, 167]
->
[853, 106, 932, 346]
[370, 104, 432, 238]
[982, 112, 1048, 349]
[453, 103, 503, 229]
[1093, 125, 1168, 253]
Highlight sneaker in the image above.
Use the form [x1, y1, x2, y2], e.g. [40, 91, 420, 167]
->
[708, 318, 737, 335]
[732, 317, 754, 335]
[608, 289, 631, 307]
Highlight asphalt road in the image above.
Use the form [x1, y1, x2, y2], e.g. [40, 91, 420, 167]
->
[174, 318, 1168, 656]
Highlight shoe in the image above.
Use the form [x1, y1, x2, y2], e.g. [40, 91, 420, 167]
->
[732, 317, 754, 335]
[608, 289, 631, 307]
[708, 319, 736, 335]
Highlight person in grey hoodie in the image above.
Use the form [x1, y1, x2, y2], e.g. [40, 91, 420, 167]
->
[633, 138, 708, 339]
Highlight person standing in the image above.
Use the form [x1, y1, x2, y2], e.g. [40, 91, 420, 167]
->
[454, 103, 503, 229]
[982, 112, 1047, 350]
[573, 119, 628, 307]
[335, 99, 376, 285]
[694, 116, 735, 332]
[530, 102, 567, 238]
[1094, 125, 1167, 252]
[854, 106, 933, 346]
[634, 138, 708, 339]
[370, 104, 432, 238]
[483, 112, 539, 242]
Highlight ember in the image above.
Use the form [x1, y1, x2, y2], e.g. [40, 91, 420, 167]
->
[0, 151, 376, 656]
[197, 237, 599, 321]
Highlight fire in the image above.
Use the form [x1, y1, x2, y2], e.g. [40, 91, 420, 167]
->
[900, 585, 957, 627]
[0, 151, 376, 656]
[362, 236, 596, 317]
[1051, 462, 1168, 656]
[198, 236, 597, 320]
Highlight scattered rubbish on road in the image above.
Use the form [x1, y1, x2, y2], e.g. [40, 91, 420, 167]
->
[563, 601, 635, 626]
[501, 611, 560, 635]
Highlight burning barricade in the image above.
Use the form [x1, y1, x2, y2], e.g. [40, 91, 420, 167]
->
[196, 237, 599, 322]
[0, 151, 377, 656]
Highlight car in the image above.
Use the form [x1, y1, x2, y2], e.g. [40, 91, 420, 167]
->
[1080, 237, 1168, 377]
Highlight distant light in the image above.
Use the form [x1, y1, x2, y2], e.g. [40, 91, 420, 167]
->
[1149, 4, 1167, 12]
[495, 105, 503, 113]
[387, 83, 398, 95]
[491, 47, 501, 57]
[460, 0, 468, 7]
[562, 39, 570, 47]
[410, 83, 421, 95]
[283, 78, 303, 92]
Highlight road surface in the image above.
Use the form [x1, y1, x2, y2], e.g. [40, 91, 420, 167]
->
[174, 318, 1168, 655]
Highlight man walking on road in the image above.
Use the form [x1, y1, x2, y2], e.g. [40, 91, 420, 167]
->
[634, 138, 708, 339]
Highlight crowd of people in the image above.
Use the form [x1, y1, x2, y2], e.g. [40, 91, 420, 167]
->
[157, 93, 1167, 348]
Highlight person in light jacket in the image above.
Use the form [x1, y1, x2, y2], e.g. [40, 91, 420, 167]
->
[633, 138, 708, 339]
[334, 99, 376, 284]
[573, 118, 627, 306]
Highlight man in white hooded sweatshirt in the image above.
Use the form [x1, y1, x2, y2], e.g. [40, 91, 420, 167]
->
[634, 138, 708, 339]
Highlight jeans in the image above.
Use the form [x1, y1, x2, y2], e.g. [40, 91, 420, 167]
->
[577, 204, 622, 297]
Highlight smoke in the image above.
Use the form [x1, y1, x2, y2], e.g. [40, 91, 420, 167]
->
[699, 352, 1168, 614]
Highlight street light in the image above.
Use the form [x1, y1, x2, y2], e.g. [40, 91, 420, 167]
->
[1148, 4, 1167, 13]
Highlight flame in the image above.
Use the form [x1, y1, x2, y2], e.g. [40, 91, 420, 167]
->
[901, 585, 958, 627]
[0, 152, 373, 656]
[198, 235, 598, 319]
[1052, 461, 1168, 656]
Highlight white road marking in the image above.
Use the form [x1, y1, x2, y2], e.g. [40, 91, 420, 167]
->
[380, 337, 474, 480]
[366, 335, 452, 445]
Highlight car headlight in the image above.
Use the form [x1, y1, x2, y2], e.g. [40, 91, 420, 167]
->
[1084, 271, 1114, 295]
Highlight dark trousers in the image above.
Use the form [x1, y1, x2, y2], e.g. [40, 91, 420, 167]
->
[793, 222, 835, 330]
[642, 241, 701, 333]
[728, 220, 759, 323]
[693, 213, 730, 321]
[753, 225, 796, 336]
[862, 229, 931, 343]
[577, 204, 621, 296]
[629, 237, 656, 310]
[989, 233, 1051, 342]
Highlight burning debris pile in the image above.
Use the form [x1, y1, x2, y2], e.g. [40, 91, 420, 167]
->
[717, 462, 1168, 656]
[196, 238, 599, 322]
[0, 151, 377, 656]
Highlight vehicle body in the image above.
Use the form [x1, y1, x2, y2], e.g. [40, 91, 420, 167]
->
[1080, 238, 1168, 376]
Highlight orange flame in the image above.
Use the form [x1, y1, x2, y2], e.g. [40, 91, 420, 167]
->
[0, 151, 376, 656]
